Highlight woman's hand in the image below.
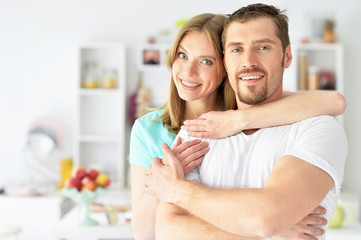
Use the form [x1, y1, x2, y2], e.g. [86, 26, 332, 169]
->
[183, 110, 244, 139]
[171, 137, 209, 175]
[273, 206, 327, 240]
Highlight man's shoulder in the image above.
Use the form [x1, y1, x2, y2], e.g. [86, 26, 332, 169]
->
[298, 115, 344, 131]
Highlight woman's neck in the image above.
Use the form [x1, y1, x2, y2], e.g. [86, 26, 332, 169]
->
[184, 99, 223, 120]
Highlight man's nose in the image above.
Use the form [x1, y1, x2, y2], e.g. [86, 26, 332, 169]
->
[242, 50, 257, 68]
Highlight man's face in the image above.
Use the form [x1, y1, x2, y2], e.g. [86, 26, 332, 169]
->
[223, 17, 292, 107]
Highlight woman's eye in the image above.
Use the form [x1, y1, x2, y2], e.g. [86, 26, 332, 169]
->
[178, 52, 187, 60]
[202, 59, 212, 65]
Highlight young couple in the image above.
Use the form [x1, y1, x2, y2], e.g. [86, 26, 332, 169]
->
[130, 3, 347, 240]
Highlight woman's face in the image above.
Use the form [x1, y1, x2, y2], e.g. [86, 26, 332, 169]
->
[172, 31, 222, 103]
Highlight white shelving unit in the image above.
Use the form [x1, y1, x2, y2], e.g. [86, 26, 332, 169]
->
[136, 43, 171, 107]
[74, 42, 126, 189]
[295, 43, 344, 123]
[295, 43, 344, 93]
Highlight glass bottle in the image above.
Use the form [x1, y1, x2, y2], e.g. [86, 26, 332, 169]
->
[101, 69, 118, 89]
[82, 62, 99, 89]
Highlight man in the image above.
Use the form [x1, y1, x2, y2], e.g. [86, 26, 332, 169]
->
[145, 3, 347, 239]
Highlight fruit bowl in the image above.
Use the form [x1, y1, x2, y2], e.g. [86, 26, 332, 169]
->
[62, 187, 108, 226]
[62, 166, 111, 227]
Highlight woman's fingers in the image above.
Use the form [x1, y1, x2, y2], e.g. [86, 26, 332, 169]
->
[183, 156, 204, 175]
[179, 141, 209, 162]
[173, 139, 202, 153]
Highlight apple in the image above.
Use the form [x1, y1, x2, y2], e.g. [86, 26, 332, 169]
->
[82, 177, 97, 191]
[65, 177, 82, 191]
[86, 168, 100, 180]
[71, 166, 86, 180]
[96, 173, 110, 187]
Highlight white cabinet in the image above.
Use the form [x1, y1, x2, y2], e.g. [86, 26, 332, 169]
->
[75, 43, 126, 189]
[295, 43, 344, 123]
[136, 44, 171, 107]
[295, 43, 344, 93]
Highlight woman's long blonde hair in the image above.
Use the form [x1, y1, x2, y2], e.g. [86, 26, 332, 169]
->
[155, 13, 236, 135]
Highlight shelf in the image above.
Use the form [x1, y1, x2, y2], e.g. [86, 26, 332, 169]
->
[75, 42, 127, 189]
[78, 89, 122, 96]
[78, 135, 121, 143]
[297, 42, 342, 51]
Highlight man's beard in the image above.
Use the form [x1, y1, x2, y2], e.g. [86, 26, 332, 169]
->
[234, 66, 268, 105]
[236, 84, 268, 105]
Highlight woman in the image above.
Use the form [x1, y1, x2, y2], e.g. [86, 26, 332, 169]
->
[130, 13, 345, 240]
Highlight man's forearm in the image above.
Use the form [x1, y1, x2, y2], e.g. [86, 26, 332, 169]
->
[170, 180, 270, 237]
[169, 156, 332, 238]
[156, 202, 258, 240]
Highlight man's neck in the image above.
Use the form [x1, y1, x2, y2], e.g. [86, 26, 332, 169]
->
[237, 88, 283, 135]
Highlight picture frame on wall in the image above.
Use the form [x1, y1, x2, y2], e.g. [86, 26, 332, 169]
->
[143, 49, 160, 65]
[137, 44, 171, 71]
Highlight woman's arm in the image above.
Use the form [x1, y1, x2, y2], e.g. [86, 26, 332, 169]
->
[131, 140, 209, 240]
[183, 90, 346, 138]
[131, 165, 159, 240]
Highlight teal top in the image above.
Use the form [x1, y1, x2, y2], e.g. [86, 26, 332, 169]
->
[129, 109, 176, 169]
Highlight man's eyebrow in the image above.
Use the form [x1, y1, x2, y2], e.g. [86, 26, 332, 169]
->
[252, 39, 276, 44]
[226, 39, 276, 48]
[226, 42, 243, 48]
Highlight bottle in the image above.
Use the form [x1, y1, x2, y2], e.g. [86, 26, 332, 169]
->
[298, 51, 308, 90]
[101, 69, 118, 89]
[308, 65, 320, 90]
[82, 62, 99, 88]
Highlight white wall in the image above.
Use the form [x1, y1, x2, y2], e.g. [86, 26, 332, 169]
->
[0, 0, 360, 194]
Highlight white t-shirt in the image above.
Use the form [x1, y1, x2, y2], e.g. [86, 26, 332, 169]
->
[178, 116, 347, 239]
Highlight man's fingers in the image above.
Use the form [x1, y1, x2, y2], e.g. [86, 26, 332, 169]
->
[302, 225, 325, 237]
[151, 157, 163, 167]
[302, 215, 327, 226]
[161, 143, 179, 167]
[310, 205, 327, 215]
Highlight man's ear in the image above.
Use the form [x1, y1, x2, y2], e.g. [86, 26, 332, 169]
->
[283, 45, 292, 69]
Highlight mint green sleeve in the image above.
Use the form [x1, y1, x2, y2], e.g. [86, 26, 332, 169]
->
[129, 119, 153, 169]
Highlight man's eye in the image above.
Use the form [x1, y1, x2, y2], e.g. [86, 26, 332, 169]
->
[202, 59, 212, 65]
[260, 46, 269, 50]
[178, 52, 187, 60]
[232, 48, 241, 53]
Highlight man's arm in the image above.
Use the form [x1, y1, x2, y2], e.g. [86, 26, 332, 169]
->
[171, 155, 333, 238]
[156, 201, 258, 240]
[146, 144, 333, 238]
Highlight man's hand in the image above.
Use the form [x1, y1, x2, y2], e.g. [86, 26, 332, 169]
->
[183, 110, 243, 138]
[273, 206, 327, 240]
[144, 143, 185, 203]
[171, 137, 209, 175]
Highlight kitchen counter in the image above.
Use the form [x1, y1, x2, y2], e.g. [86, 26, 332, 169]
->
[53, 206, 133, 240]
[53, 189, 133, 240]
